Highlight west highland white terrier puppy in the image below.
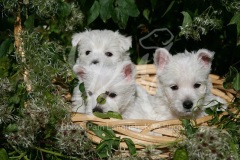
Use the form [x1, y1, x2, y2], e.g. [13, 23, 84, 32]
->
[72, 29, 132, 66]
[71, 30, 132, 111]
[72, 62, 136, 115]
[124, 48, 227, 120]
[152, 48, 226, 119]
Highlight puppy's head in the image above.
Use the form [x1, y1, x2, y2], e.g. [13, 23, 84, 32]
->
[72, 30, 132, 66]
[73, 62, 136, 114]
[154, 48, 214, 118]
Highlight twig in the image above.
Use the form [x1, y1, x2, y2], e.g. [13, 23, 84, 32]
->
[14, 0, 31, 93]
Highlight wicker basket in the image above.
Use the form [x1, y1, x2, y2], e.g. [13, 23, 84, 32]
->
[71, 64, 235, 157]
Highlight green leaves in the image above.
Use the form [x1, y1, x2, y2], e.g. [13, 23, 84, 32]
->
[4, 124, 18, 134]
[93, 111, 123, 119]
[0, 148, 8, 160]
[0, 39, 12, 58]
[24, 15, 35, 30]
[112, 0, 139, 29]
[150, 0, 157, 11]
[96, 138, 120, 158]
[229, 13, 240, 45]
[223, 67, 240, 91]
[205, 96, 240, 152]
[233, 73, 240, 91]
[58, 2, 72, 18]
[99, 0, 114, 23]
[79, 82, 87, 103]
[181, 119, 198, 138]
[87, 122, 116, 140]
[87, 122, 118, 158]
[173, 147, 188, 160]
[161, 1, 175, 18]
[204, 107, 214, 115]
[96, 93, 107, 105]
[87, 1, 100, 25]
[143, 9, 150, 21]
[87, 122, 137, 159]
[87, 0, 139, 29]
[181, 11, 192, 27]
[0, 57, 11, 78]
[120, 0, 139, 17]
[122, 138, 136, 156]
[79, 82, 86, 93]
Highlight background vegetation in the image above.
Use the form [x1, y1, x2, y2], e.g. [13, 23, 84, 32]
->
[0, 0, 239, 159]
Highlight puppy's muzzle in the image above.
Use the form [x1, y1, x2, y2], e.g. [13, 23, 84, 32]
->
[183, 100, 193, 110]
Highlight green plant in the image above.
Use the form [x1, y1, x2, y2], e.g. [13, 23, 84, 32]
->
[87, 122, 137, 159]
[1, 0, 240, 159]
[81, 0, 140, 29]
[174, 126, 238, 160]
[206, 67, 240, 154]
[174, 67, 240, 159]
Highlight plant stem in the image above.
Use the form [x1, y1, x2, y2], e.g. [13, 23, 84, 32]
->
[7, 140, 29, 160]
[32, 146, 77, 159]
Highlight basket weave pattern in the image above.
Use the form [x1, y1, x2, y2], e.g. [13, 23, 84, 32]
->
[72, 64, 235, 156]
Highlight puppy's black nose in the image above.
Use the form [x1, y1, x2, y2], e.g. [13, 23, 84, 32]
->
[92, 60, 99, 64]
[92, 107, 103, 113]
[183, 100, 193, 109]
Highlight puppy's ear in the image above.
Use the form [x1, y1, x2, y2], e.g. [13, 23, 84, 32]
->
[122, 62, 135, 82]
[154, 48, 171, 74]
[196, 49, 214, 68]
[116, 31, 132, 52]
[73, 64, 86, 79]
[72, 33, 83, 47]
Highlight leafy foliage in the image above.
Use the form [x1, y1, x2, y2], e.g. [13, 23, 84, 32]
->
[0, 0, 96, 159]
[206, 67, 240, 154]
[85, 0, 140, 29]
[224, 67, 240, 91]
[79, 82, 87, 104]
[179, 6, 222, 40]
[87, 122, 137, 159]
[1, 0, 240, 159]
[94, 111, 123, 119]
[176, 67, 240, 158]
[175, 126, 238, 160]
[173, 147, 188, 160]
[180, 119, 198, 138]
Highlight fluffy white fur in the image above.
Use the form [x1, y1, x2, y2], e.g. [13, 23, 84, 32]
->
[72, 62, 136, 115]
[72, 29, 131, 66]
[124, 48, 227, 120]
[71, 30, 132, 111]
[122, 86, 168, 120]
[154, 48, 226, 119]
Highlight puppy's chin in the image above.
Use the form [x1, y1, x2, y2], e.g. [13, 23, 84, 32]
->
[170, 106, 201, 119]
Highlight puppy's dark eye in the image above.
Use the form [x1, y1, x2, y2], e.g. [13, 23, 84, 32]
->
[170, 85, 178, 90]
[105, 52, 113, 57]
[194, 83, 201, 88]
[109, 93, 117, 98]
[86, 51, 91, 55]
[88, 91, 93, 96]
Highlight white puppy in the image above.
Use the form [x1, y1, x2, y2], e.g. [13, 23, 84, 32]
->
[153, 48, 226, 119]
[72, 62, 136, 115]
[124, 48, 226, 120]
[72, 29, 132, 66]
[71, 30, 132, 111]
